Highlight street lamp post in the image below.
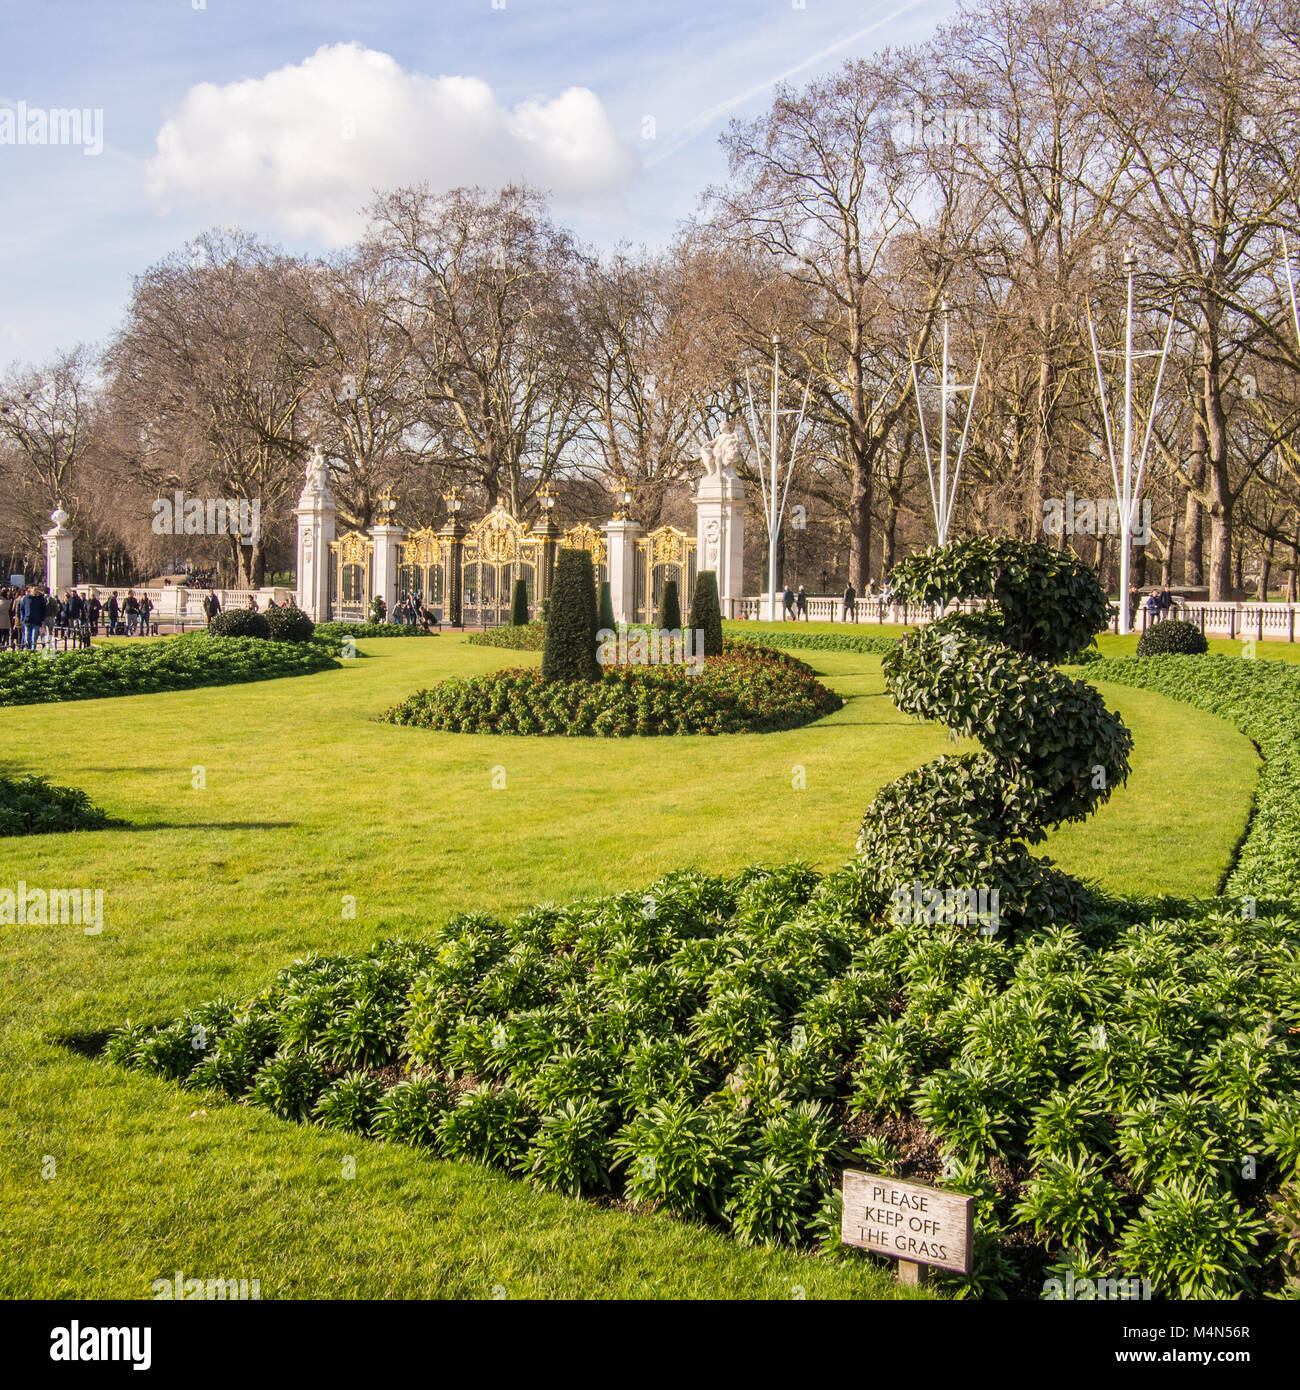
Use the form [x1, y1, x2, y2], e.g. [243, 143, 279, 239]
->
[745, 334, 811, 622]
[1086, 244, 1176, 636]
[911, 299, 983, 546]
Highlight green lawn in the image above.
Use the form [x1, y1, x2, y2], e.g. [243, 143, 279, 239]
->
[0, 636, 1260, 1298]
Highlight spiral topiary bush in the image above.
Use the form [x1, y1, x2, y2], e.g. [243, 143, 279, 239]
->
[1135, 618, 1207, 657]
[857, 538, 1133, 932]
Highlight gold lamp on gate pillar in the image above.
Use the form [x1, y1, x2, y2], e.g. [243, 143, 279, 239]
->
[613, 476, 635, 522]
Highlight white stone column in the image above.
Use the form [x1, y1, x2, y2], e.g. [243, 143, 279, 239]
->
[370, 522, 406, 619]
[294, 448, 336, 621]
[695, 471, 746, 619]
[45, 505, 73, 594]
[603, 518, 643, 626]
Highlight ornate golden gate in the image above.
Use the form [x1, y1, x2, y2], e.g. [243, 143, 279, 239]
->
[397, 528, 448, 613]
[634, 525, 696, 625]
[461, 505, 543, 627]
[559, 522, 608, 588]
[329, 530, 374, 621]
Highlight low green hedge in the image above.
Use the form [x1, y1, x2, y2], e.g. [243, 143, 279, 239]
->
[465, 623, 548, 651]
[313, 621, 439, 641]
[725, 628, 903, 656]
[0, 633, 337, 707]
[1085, 654, 1300, 900]
[380, 644, 842, 736]
[0, 773, 113, 835]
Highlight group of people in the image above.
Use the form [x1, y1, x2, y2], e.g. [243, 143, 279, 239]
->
[778, 581, 898, 623]
[1130, 585, 1181, 622]
[0, 586, 160, 649]
[393, 593, 437, 628]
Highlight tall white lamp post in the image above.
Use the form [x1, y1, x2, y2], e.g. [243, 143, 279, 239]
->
[911, 299, 983, 545]
[1086, 243, 1176, 636]
[745, 334, 811, 621]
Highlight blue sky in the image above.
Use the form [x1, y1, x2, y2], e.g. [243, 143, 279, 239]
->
[0, 0, 956, 364]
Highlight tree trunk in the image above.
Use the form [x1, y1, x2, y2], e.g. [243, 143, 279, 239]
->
[1257, 535, 1273, 601]
[882, 500, 900, 578]
[848, 457, 872, 591]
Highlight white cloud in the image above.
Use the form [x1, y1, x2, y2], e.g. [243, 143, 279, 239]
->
[144, 43, 639, 245]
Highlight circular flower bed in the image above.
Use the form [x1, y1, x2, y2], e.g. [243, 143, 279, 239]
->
[380, 642, 843, 736]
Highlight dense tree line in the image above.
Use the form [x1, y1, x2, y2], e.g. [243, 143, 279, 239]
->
[2, 0, 1298, 599]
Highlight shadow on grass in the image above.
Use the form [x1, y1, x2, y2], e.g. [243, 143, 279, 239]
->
[111, 821, 297, 832]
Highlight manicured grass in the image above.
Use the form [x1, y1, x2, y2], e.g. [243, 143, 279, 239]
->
[0, 636, 1259, 1298]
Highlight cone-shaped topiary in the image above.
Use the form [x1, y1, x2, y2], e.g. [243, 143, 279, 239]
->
[510, 577, 530, 628]
[598, 580, 616, 634]
[542, 548, 599, 681]
[656, 579, 681, 632]
[687, 571, 723, 656]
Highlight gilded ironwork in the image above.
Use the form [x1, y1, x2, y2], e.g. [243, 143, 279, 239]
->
[461, 504, 543, 626]
[331, 530, 374, 564]
[560, 522, 606, 567]
[399, 528, 446, 569]
[634, 524, 697, 624]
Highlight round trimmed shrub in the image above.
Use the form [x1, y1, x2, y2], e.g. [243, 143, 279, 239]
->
[542, 548, 599, 682]
[656, 579, 682, 632]
[209, 608, 271, 641]
[688, 571, 724, 657]
[1136, 618, 1208, 657]
[263, 606, 315, 644]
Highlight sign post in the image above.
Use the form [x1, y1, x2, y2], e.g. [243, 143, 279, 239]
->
[840, 1170, 974, 1285]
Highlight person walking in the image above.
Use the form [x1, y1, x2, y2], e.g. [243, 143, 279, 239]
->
[139, 593, 154, 635]
[203, 590, 221, 627]
[796, 585, 809, 620]
[782, 584, 796, 620]
[0, 587, 11, 650]
[842, 582, 857, 623]
[123, 590, 140, 636]
[87, 591, 101, 637]
[106, 591, 120, 635]
[20, 586, 46, 650]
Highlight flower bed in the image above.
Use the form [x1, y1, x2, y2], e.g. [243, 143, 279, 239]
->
[379, 643, 842, 736]
[0, 632, 337, 707]
[106, 856, 1300, 1298]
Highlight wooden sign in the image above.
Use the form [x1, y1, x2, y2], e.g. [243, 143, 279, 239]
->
[841, 1170, 974, 1279]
